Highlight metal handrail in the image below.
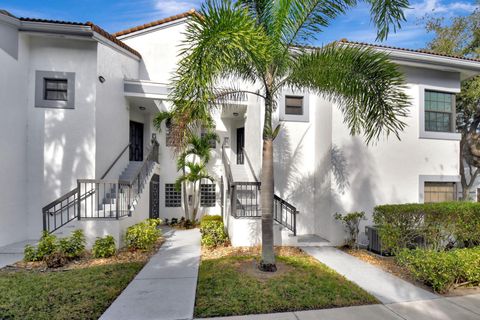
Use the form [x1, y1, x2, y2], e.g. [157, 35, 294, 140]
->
[242, 147, 259, 183]
[100, 143, 131, 179]
[43, 141, 160, 233]
[221, 146, 234, 187]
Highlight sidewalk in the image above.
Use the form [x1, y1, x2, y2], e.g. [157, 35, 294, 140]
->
[196, 294, 480, 320]
[100, 227, 201, 320]
[302, 246, 438, 304]
[0, 240, 36, 268]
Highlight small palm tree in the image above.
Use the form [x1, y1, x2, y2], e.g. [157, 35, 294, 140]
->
[175, 161, 214, 221]
[169, 0, 410, 271]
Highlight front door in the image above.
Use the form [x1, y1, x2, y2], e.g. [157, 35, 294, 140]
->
[149, 174, 160, 219]
[236, 127, 245, 164]
[130, 121, 144, 161]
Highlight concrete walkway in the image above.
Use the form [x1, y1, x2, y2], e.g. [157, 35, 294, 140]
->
[302, 246, 438, 304]
[196, 294, 480, 320]
[0, 240, 36, 268]
[100, 227, 201, 320]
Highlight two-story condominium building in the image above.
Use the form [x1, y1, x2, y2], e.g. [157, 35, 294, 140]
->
[1, 9, 480, 248]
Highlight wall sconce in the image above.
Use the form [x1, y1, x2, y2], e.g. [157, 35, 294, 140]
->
[139, 106, 146, 111]
[151, 133, 157, 143]
[98, 76, 106, 83]
[233, 112, 239, 117]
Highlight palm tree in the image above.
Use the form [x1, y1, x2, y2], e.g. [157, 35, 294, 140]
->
[175, 160, 214, 221]
[169, 0, 410, 271]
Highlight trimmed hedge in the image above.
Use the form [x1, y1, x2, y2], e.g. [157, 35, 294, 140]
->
[200, 215, 228, 248]
[396, 247, 480, 292]
[373, 202, 480, 252]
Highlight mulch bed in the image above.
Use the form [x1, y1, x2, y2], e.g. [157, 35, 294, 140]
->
[5, 237, 165, 273]
[342, 248, 480, 296]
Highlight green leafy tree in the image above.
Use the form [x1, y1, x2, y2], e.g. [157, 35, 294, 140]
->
[175, 161, 214, 221]
[168, 0, 410, 271]
[425, 8, 480, 199]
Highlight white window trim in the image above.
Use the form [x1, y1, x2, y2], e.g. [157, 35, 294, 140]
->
[418, 85, 461, 141]
[35, 70, 75, 109]
[418, 175, 460, 203]
[279, 90, 309, 122]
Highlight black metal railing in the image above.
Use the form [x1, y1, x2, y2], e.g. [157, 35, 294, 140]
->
[274, 195, 298, 236]
[42, 141, 159, 233]
[232, 182, 261, 218]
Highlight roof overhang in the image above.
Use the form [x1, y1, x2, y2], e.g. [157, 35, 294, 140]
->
[376, 47, 480, 81]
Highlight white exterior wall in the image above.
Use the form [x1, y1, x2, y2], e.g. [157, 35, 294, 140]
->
[25, 36, 98, 240]
[327, 66, 461, 245]
[0, 23, 29, 246]
[95, 43, 139, 179]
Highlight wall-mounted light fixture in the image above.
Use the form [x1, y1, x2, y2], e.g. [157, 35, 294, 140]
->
[233, 112, 239, 117]
[151, 133, 157, 143]
[98, 76, 106, 83]
[139, 106, 146, 111]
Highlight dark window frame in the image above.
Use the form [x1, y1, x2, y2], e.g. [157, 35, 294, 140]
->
[424, 90, 455, 133]
[285, 95, 304, 116]
[165, 183, 182, 207]
[44, 78, 68, 101]
[200, 183, 216, 207]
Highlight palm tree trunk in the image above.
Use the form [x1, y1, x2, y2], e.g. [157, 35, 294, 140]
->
[182, 167, 190, 219]
[259, 92, 276, 272]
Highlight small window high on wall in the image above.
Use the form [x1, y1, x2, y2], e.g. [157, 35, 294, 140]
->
[424, 90, 455, 133]
[424, 182, 456, 203]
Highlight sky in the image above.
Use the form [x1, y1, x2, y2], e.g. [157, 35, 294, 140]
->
[1, 0, 477, 49]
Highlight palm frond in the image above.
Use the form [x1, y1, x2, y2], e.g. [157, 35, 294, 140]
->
[286, 44, 410, 143]
[365, 0, 409, 41]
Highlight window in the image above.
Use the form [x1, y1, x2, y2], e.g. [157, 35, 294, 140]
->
[285, 96, 304, 115]
[425, 90, 455, 133]
[44, 79, 68, 101]
[280, 93, 309, 122]
[165, 184, 181, 207]
[166, 119, 174, 147]
[35, 71, 75, 109]
[200, 183, 216, 207]
[424, 182, 456, 203]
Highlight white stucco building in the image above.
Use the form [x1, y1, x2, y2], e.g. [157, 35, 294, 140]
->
[1, 9, 480, 248]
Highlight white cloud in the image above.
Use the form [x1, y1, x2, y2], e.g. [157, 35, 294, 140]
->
[406, 0, 477, 18]
[154, 0, 201, 16]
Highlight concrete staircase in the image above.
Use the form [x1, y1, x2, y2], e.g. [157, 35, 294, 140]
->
[230, 163, 255, 182]
[120, 161, 143, 182]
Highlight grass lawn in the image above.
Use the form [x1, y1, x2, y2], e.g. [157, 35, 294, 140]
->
[0, 262, 143, 320]
[195, 247, 377, 318]
[0, 237, 164, 320]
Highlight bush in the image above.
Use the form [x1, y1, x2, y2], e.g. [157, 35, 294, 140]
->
[58, 230, 86, 259]
[396, 247, 480, 293]
[24, 230, 85, 264]
[373, 202, 480, 252]
[145, 218, 162, 228]
[44, 251, 68, 268]
[334, 212, 366, 248]
[126, 220, 161, 250]
[200, 215, 228, 248]
[92, 236, 116, 258]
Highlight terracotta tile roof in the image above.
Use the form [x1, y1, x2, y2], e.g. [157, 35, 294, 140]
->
[338, 39, 480, 63]
[0, 10, 141, 58]
[113, 9, 197, 37]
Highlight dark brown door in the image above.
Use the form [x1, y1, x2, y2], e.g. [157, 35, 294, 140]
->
[236, 127, 244, 164]
[130, 121, 144, 161]
[149, 174, 160, 219]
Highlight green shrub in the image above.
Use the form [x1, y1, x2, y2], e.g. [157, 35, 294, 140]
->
[23, 245, 39, 262]
[373, 202, 480, 252]
[126, 220, 161, 250]
[200, 215, 228, 248]
[145, 218, 162, 228]
[36, 231, 58, 259]
[58, 230, 86, 259]
[396, 247, 480, 293]
[334, 212, 366, 248]
[92, 236, 116, 258]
